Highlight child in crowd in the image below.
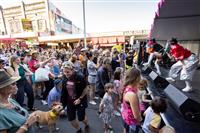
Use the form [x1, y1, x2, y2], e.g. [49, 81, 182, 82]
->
[113, 69, 122, 116]
[47, 79, 62, 108]
[138, 78, 152, 117]
[142, 97, 167, 133]
[121, 68, 142, 133]
[99, 83, 114, 133]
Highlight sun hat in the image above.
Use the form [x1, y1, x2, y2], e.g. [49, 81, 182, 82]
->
[0, 70, 20, 89]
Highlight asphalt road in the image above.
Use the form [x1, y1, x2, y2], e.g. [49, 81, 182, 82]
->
[33, 99, 123, 133]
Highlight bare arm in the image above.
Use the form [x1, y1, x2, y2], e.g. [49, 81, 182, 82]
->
[149, 125, 159, 133]
[125, 92, 142, 123]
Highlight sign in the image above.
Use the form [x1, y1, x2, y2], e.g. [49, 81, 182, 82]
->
[21, 19, 33, 31]
[123, 30, 149, 36]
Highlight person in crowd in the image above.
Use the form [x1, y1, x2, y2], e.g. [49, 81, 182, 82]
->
[113, 69, 122, 116]
[142, 97, 167, 133]
[112, 43, 123, 53]
[41, 61, 55, 105]
[23, 50, 32, 65]
[87, 52, 98, 105]
[99, 83, 114, 133]
[121, 68, 142, 133]
[47, 79, 62, 108]
[96, 58, 111, 98]
[61, 61, 89, 133]
[71, 54, 83, 76]
[111, 50, 120, 72]
[138, 78, 151, 119]
[74, 40, 84, 56]
[0, 70, 38, 133]
[125, 50, 134, 69]
[166, 38, 199, 92]
[6, 55, 35, 111]
[0, 58, 5, 69]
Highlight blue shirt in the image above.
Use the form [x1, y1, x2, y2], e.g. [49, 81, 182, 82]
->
[48, 87, 62, 108]
[0, 98, 34, 133]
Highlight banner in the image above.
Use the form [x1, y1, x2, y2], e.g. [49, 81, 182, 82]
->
[21, 19, 33, 31]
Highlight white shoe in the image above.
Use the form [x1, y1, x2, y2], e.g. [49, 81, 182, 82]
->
[89, 100, 97, 105]
[94, 96, 99, 100]
[157, 70, 161, 75]
[41, 100, 48, 105]
[114, 110, 121, 116]
[166, 77, 175, 82]
[143, 62, 149, 66]
[182, 87, 193, 92]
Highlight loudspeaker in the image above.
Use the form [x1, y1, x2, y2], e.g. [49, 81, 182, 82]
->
[164, 84, 200, 122]
[141, 66, 152, 75]
[149, 70, 169, 89]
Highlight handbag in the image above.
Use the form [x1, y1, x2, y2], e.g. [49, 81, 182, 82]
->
[34, 67, 50, 82]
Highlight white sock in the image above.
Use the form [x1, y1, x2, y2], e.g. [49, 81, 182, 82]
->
[155, 61, 161, 74]
[147, 53, 154, 64]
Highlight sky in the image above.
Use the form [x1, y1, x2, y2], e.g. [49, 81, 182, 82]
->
[0, 0, 159, 33]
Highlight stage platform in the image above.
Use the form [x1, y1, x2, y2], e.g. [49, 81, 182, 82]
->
[143, 66, 200, 133]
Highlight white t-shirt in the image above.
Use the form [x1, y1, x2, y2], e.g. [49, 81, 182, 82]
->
[142, 107, 161, 133]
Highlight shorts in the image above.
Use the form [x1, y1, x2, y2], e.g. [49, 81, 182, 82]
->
[67, 104, 86, 121]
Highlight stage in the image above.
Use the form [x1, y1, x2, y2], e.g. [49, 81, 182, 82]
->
[143, 66, 200, 133]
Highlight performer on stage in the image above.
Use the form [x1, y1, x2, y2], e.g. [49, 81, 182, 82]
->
[143, 38, 164, 75]
[166, 38, 199, 92]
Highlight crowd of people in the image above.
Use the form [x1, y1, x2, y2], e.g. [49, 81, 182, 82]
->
[0, 37, 197, 133]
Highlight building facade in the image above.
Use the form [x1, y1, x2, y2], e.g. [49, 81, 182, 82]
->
[0, 0, 81, 39]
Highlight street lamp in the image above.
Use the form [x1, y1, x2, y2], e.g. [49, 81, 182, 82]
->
[83, 0, 87, 48]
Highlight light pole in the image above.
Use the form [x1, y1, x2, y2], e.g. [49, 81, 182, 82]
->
[83, 0, 87, 48]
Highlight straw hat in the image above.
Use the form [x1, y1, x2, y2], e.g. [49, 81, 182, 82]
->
[0, 70, 20, 89]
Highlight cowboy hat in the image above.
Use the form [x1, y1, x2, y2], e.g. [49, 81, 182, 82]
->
[0, 70, 20, 89]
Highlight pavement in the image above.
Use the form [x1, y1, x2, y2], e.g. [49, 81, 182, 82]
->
[33, 98, 123, 133]
[26, 66, 200, 133]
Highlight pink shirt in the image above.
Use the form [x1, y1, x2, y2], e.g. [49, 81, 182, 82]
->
[28, 59, 38, 73]
[121, 86, 139, 126]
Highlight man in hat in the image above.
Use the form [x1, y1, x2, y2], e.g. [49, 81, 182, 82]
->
[61, 61, 89, 133]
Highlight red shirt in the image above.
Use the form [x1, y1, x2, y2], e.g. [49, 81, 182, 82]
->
[170, 44, 191, 61]
[28, 59, 39, 73]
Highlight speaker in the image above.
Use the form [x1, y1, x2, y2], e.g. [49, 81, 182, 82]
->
[149, 70, 169, 89]
[164, 84, 200, 122]
[141, 66, 152, 75]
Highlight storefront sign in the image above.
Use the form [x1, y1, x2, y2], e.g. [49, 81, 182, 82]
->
[22, 19, 33, 31]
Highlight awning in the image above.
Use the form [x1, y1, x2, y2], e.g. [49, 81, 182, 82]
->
[0, 38, 16, 44]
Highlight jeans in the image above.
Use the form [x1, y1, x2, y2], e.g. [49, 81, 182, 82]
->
[16, 78, 34, 109]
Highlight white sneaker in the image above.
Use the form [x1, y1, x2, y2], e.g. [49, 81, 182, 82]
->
[41, 100, 48, 105]
[89, 100, 97, 105]
[94, 96, 99, 100]
[143, 62, 149, 66]
[114, 110, 121, 116]
[182, 87, 193, 92]
[157, 70, 161, 75]
[166, 77, 175, 82]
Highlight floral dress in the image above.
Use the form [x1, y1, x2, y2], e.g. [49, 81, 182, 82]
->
[100, 93, 114, 124]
